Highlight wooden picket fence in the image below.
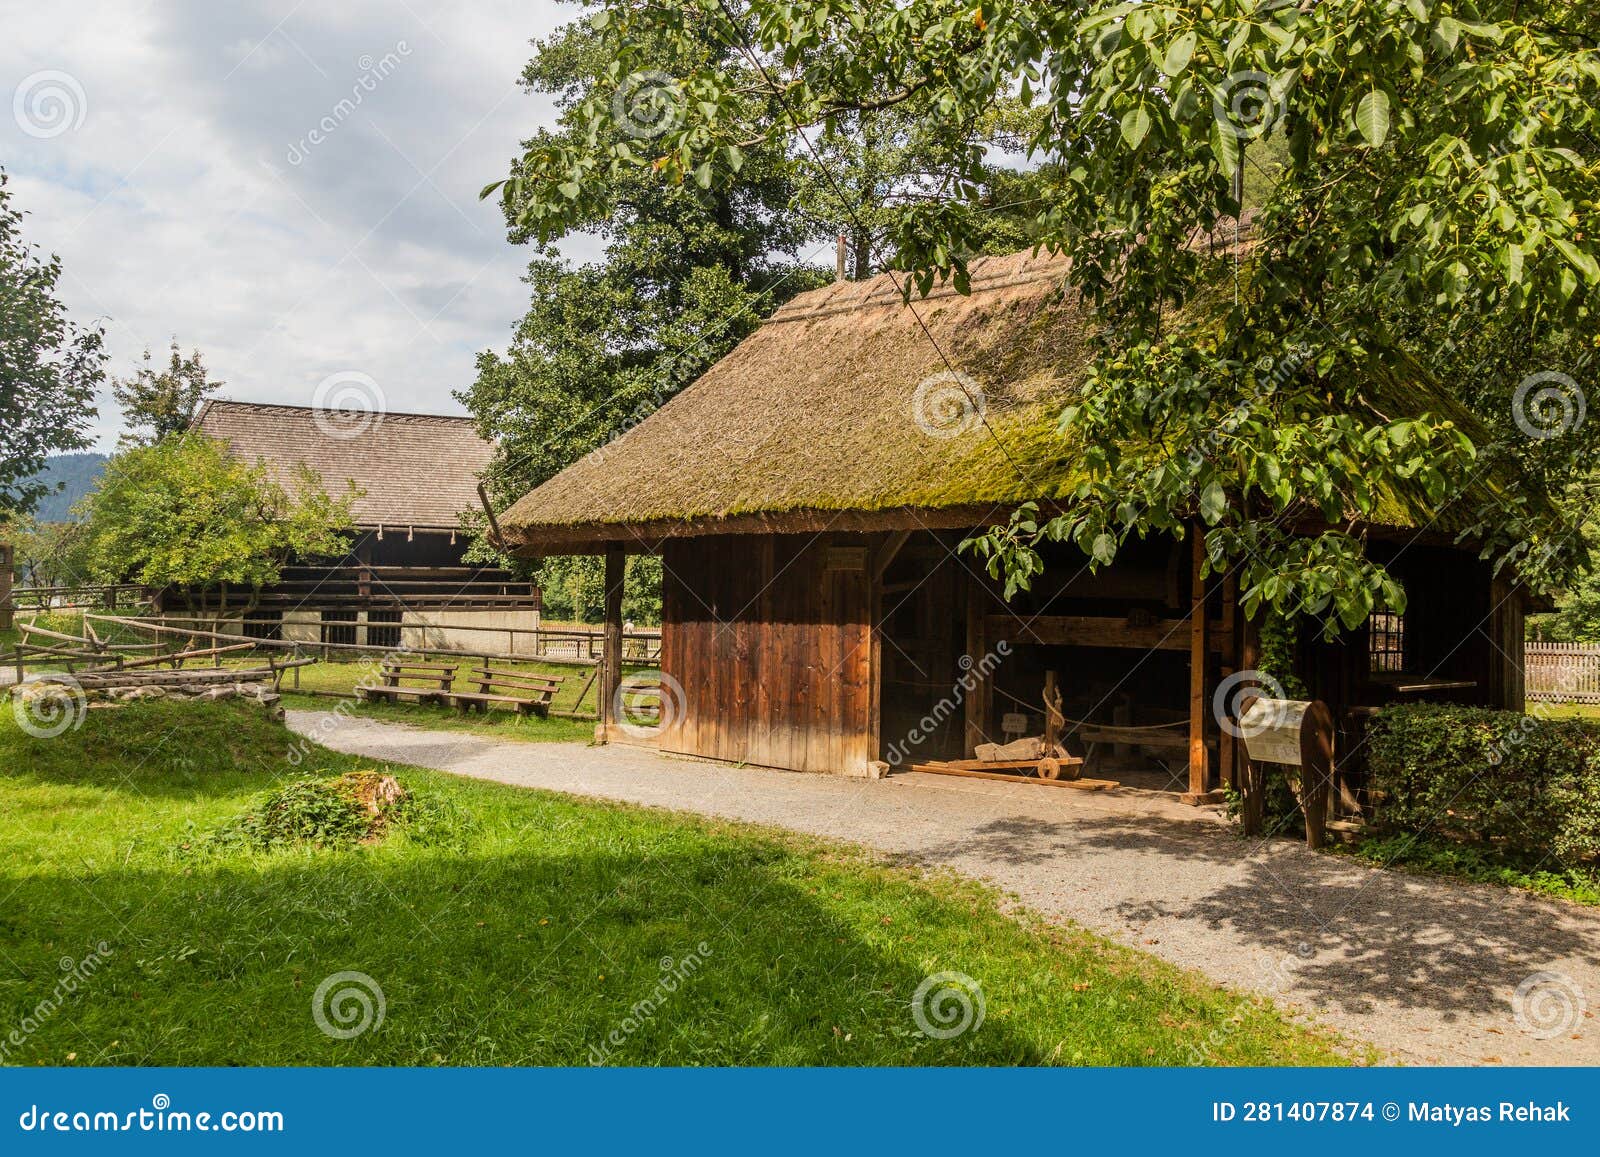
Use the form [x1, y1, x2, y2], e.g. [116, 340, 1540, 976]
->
[1526, 643, 1600, 704]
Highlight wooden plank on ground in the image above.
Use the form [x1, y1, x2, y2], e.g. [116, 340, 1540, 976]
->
[908, 762, 1118, 791]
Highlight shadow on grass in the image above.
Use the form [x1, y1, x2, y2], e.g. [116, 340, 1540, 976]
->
[0, 846, 1058, 1067]
[2, 701, 307, 800]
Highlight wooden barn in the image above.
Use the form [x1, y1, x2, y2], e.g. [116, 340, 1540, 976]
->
[189, 401, 539, 647]
[497, 249, 1530, 807]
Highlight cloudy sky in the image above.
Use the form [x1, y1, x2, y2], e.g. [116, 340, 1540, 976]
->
[3, 0, 588, 449]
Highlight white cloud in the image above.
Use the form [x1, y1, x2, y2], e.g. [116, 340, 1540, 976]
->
[2, 0, 584, 447]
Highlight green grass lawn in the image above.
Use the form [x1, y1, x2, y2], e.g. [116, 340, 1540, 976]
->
[278, 658, 598, 742]
[0, 700, 1355, 1066]
[1541, 701, 1600, 721]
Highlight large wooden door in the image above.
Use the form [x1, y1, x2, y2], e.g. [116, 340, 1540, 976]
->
[660, 534, 873, 773]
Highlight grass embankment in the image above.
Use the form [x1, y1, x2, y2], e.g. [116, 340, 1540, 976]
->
[0, 701, 1354, 1066]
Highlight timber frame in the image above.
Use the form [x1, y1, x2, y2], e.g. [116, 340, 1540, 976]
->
[579, 521, 1529, 814]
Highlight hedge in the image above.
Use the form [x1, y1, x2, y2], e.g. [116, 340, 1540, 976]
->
[1366, 703, 1600, 865]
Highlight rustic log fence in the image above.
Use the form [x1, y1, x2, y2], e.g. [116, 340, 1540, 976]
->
[1525, 643, 1600, 704]
[10, 583, 154, 612]
[3, 612, 662, 721]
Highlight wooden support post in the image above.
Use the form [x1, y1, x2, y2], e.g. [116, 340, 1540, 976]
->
[1298, 701, 1336, 851]
[599, 543, 626, 741]
[1238, 614, 1265, 836]
[1217, 570, 1238, 790]
[0, 543, 13, 632]
[963, 574, 990, 757]
[1185, 530, 1212, 803]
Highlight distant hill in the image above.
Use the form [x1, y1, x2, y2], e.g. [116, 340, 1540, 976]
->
[27, 453, 107, 522]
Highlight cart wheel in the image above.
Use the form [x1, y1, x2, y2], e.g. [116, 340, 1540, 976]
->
[1060, 759, 1083, 781]
[1037, 757, 1062, 780]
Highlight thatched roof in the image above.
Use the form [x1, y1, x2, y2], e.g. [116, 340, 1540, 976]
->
[502, 249, 1087, 551]
[500, 244, 1516, 553]
[193, 401, 492, 531]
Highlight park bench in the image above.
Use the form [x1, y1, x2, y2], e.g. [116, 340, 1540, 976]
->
[449, 667, 565, 717]
[357, 661, 457, 705]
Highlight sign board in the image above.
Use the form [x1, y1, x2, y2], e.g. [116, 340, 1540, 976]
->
[1239, 698, 1311, 766]
[1001, 712, 1030, 737]
[824, 546, 869, 572]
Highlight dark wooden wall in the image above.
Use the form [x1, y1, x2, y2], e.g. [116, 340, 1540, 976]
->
[660, 534, 874, 773]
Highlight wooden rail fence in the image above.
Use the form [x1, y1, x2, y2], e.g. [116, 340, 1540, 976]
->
[1526, 643, 1600, 704]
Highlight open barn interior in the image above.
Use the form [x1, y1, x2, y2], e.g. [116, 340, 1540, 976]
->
[877, 531, 1216, 793]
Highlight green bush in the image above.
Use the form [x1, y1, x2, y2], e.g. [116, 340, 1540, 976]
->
[187, 770, 470, 854]
[1366, 704, 1600, 865]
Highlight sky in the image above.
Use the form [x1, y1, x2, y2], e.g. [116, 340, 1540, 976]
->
[3, 0, 589, 450]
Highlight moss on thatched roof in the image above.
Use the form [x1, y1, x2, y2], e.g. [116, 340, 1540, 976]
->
[502, 249, 1091, 549]
[500, 246, 1526, 552]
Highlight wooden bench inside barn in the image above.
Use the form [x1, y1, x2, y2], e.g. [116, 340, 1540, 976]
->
[449, 667, 565, 717]
[358, 661, 457, 705]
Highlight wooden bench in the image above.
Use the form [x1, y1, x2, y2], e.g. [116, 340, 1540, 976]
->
[450, 667, 565, 717]
[357, 661, 457, 705]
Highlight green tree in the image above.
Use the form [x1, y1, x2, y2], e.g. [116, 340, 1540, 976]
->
[494, 0, 1600, 632]
[113, 339, 224, 446]
[0, 169, 106, 519]
[471, 1, 1044, 620]
[2, 515, 89, 590]
[75, 434, 357, 623]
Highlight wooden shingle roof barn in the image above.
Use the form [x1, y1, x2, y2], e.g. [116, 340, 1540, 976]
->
[193, 401, 493, 531]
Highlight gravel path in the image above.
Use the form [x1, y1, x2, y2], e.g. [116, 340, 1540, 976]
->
[290, 711, 1598, 1066]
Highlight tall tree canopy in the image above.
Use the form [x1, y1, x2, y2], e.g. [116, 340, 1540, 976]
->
[466, 0, 1041, 619]
[0, 169, 106, 520]
[493, 0, 1600, 631]
[112, 338, 224, 446]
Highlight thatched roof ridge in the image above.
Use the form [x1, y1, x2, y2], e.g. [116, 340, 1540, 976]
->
[193, 401, 492, 531]
[499, 234, 1525, 553]
[501, 247, 1088, 549]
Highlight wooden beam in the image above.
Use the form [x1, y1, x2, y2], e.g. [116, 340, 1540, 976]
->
[874, 529, 912, 582]
[599, 543, 625, 740]
[1186, 530, 1211, 801]
[985, 614, 1232, 654]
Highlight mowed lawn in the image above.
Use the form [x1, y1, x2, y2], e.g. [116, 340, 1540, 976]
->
[0, 700, 1357, 1066]
[279, 659, 597, 743]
